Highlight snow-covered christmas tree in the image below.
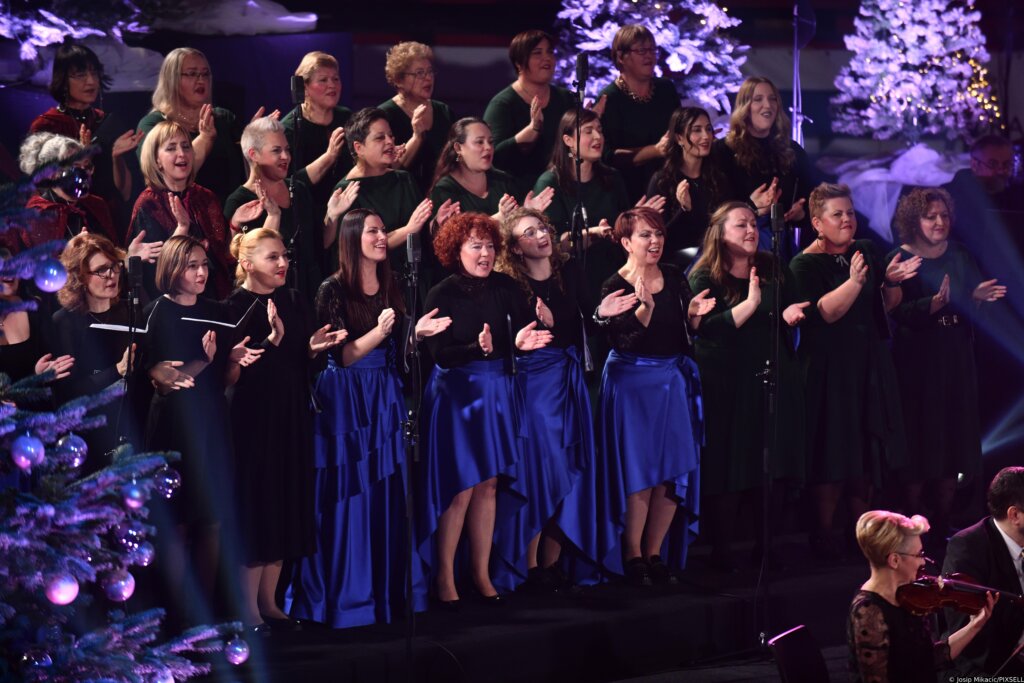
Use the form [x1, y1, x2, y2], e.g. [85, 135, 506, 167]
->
[831, 0, 1000, 142]
[0, 163, 247, 681]
[553, 0, 748, 114]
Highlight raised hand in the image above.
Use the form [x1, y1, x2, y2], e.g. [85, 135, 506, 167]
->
[250, 106, 281, 123]
[202, 330, 217, 362]
[407, 197, 433, 233]
[168, 193, 190, 235]
[392, 143, 407, 166]
[590, 93, 608, 118]
[411, 103, 433, 135]
[636, 194, 667, 213]
[112, 129, 144, 158]
[783, 198, 806, 223]
[255, 178, 280, 217]
[326, 182, 359, 224]
[150, 360, 195, 393]
[749, 177, 778, 215]
[523, 186, 555, 212]
[535, 297, 554, 328]
[635, 276, 653, 309]
[688, 288, 716, 317]
[675, 179, 692, 212]
[747, 266, 761, 306]
[229, 335, 264, 367]
[116, 343, 138, 377]
[515, 320, 553, 351]
[128, 229, 163, 263]
[783, 301, 810, 326]
[885, 252, 922, 286]
[326, 126, 346, 160]
[655, 131, 671, 158]
[497, 193, 519, 219]
[309, 323, 347, 354]
[415, 308, 452, 340]
[34, 353, 74, 380]
[587, 219, 614, 244]
[849, 251, 868, 285]
[377, 307, 397, 337]
[930, 273, 951, 314]
[435, 198, 460, 229]
[973, 278, 1007, 304]
[529, 96, 544, 132]
[231, 199, 264, 229]
[266, 299, 285, 345]
[198, 104, 216, 137]
[478, 323, 493, 355]
[78, 124, 92, 146]
[597, 288, 639, 318]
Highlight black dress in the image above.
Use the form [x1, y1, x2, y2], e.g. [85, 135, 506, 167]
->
[789, 240, 906, 484]
[143, 296, 233, 525]
[848, 590, 951, 683]
[379, 98, 454, 194]
[225, 287, 316, 565]
[688, 263, 805, 495]
[886, 243, 982, 481]
[281, 104, 354, 218]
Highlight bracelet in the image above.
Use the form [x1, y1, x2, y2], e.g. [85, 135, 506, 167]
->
[592, 308, 611, 327]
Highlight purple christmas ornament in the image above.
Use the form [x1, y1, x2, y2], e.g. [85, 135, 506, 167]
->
[224, 636, 250, 665]
[44, 573, 79, 605]
[102, 569, 135, 602]
[154, 467, 182, 499]
[11, 434, 44, 469]
[56, 433, 88, 468]
[130, 541, 155, 567]
[34, 257, 67, 293]
[20, 649, 53, 668]
[122, 482, 146, 510]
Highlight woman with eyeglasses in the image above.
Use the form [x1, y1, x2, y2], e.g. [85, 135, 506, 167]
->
[31, 43, 143, 223]
[379, 42, 454, 194]
[484, 30, 576, 193]
[850, 510, 994, 683]
[138, 48, 244, 203]
[418, 212, 552, 607]
[492, 208, 617, 592]
[53, 233, 146, 464]
[886, 188, 1004, 544]
[129, 120, 234, 300]
[598, 25, 681, 204]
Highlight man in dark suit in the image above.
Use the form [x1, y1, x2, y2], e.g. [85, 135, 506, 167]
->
[943, 466, 1024, 675]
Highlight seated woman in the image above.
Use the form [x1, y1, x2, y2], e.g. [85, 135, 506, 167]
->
[129, 120, 233, 299]
[138, 47, 244, 203]
[598, 24, 681, 203]
[429, 117, 552, 222]
[849, 510, 993, 683]
[714, 77, 815, 256]
[483, 30, 575, 193]
[380, 41, 454, 194]
[53, 233, 145, 464]
[30, 42, 142, 221]
[281, 51, 353, 227]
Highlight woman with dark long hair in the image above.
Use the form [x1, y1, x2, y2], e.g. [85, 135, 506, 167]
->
[288, 208, 448, 626]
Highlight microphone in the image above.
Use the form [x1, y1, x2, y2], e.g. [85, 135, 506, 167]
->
[770, 202, 785, 234]
[127, 256, 143, 290]
[290, 75, 305, 107]
[575, 53, 588, 92]
[406, 231, 421, 266]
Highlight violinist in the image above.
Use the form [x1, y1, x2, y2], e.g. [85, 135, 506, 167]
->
[943, 467, 1024, 676]
[849, 510, 994, 683]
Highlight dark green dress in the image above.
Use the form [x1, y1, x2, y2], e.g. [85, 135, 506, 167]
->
[428, 170, 518, 218]
[483, 85, 575, 194]
[597, 78, 680, 203]
[334, 170, 423, 276]
[137, 108, 243, 205]
[533, 168, 629, 302]
[379, 98, 453, 194]
[281, 105, 353, 223]
[789, 239, 906, 485]
[222, 180, 321, 303]
[689, 263, 805, 495]
[886, 242, 982, 481]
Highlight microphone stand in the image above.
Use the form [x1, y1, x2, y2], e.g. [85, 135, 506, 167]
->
[113, 256, 144, 451]
[287, 76, 305, 293]
[400, 236, 422, 683]
[756, 204, 785, 652]
[569, 55, 587, 267]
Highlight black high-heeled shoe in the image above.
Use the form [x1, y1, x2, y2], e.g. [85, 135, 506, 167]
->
[261, 615, 303, 632]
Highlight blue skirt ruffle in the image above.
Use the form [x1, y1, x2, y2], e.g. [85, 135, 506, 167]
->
[562, 350, 702, 582]
[492, 346, 593, 591]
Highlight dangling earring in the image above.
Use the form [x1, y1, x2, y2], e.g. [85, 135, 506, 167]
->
[815, 231, 824, 241]
[455, 153, 462, 164]
[568, 149, 576, 161]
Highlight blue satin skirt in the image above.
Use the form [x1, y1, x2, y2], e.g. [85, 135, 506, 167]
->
[416, 359, 526, 578]
[492, 346, 594, 591]
[563, 350, 703, 582]
[287, 350, 426, 628]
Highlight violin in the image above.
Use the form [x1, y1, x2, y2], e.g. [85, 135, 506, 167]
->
[896, 572, 1024, 616]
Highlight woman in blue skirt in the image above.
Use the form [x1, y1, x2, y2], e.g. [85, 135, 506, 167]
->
[288, 208, 450, 627]
[419, 212, 553, 607]
[587, 206, 715, 585]
[493, 208, 634, 592]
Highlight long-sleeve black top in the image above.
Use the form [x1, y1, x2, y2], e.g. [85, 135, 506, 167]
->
[600, 263, 694, 357]
[51, 302, 131, 399]
[314, 274, 405, 367]
[423, 271, 533, 369]
[522, 258, 593, 351]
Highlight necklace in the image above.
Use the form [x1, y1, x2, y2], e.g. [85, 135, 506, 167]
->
[57, 104, 92, 124]
[615, 75, 652, 103]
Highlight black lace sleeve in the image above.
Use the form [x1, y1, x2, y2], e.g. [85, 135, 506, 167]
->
[314, 277, 349, 337]
[849, 594, 891, 683]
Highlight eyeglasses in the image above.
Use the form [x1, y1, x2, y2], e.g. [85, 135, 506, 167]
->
[403, 68, 435, 80]
[180, 70, 212, 81]
[628, 46, 659, 57]
[894, 550, 934, 564]
[971, 156, 1013, 173]
[517, 226, 555, 240]
[69, 68, 99, 81]
[89, 262, 123, 279]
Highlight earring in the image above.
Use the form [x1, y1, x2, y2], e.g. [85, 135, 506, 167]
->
[815, 232, 824, 241]
[455, 153, 462, 164]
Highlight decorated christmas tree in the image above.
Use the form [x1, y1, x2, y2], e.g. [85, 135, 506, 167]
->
[831, 0, 999, 142]
[553, 0, 748, 114]
[0, 165, 247, 681]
